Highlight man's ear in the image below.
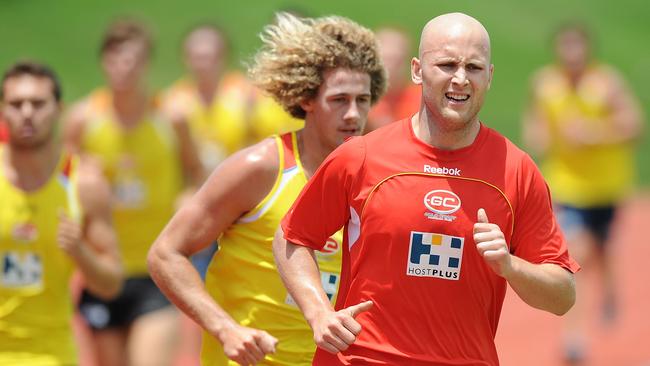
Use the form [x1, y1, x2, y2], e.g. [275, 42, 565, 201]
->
[300, 98, 314, 113]
[411, 57, 423, 85]
[487, 64, 494, 90]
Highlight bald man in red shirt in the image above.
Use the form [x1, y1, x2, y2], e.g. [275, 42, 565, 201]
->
[274, 12, 578, 366]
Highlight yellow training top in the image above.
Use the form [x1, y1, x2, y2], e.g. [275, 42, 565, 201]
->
[202, 132, 343, 366]
[249, 94, 304, 144]
[159, 73, 251, 170]
[534, 64, 636, 207]
[0, 148, 81, 365]
[80, 88, 182, 275]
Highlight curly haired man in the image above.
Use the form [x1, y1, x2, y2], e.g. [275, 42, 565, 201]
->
[147, 12, 385, 366]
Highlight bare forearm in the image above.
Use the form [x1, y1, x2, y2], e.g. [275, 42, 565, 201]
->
[71, 244, 122, 300]
[273, 238, 333, 326]
[522, 114, 550, 157]
[147, 245, 236, 337]
[504, 256, 575, 315]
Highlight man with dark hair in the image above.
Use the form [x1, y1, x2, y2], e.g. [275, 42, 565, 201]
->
[65, 19, 201, 366]
[0, 61, 122, 365]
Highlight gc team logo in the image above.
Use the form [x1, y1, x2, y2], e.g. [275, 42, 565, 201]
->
[316, 237, 340, 263]
[319, 238, 339, 256]
[424, 190, 461, 214]
[11, 222, 39, 243]
[424, 190, 461, 222]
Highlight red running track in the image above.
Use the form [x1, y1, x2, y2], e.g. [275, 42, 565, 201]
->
[495, 192, 650, 366]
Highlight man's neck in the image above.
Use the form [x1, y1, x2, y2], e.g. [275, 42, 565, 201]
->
[413, 110, 481, 151]
[295, 127, 332, 179]
[195, 75, 220, 106]
[112, 86, 148, 127]
[4, 140, 61, 192]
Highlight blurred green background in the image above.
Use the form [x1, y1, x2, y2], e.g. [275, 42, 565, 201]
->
[1, 0, 648, 184]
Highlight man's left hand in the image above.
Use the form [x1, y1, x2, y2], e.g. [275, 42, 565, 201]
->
[473, 208, 512, 277]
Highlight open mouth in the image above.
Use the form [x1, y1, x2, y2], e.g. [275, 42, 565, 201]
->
[339, 127, 360, 135]
[445, 92, 470, 102]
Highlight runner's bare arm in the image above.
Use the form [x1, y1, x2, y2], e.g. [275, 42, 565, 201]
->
[602, 68, 644, 144]
[62, 100, 89, 154]
[474, 208, 575, 315]
[522, 70, 551, 157]
[273, 230, 372, 354]
[148, 138, 280, 364]
[58, 160, 123, 299]
[169, 115, 206, 188]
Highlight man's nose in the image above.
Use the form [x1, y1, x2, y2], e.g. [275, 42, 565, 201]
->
[20, 102, 34, 118]
[452, 67, 469, 86]
[344, 100, 361, 121]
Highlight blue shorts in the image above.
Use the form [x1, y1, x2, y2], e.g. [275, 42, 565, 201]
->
[555, 204, 617, 246]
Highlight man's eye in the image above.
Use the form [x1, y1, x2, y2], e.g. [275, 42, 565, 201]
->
[32, 100, 46, 108]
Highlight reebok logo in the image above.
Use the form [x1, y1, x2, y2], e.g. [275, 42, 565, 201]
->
[423, 165, 461, 176]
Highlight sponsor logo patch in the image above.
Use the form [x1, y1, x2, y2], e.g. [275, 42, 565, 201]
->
[407, 231, 464, 280]
[11, 222, 38, 243]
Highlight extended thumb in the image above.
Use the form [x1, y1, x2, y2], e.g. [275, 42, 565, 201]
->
[477, 208, 489, 224]
[346, 300, 373, 318]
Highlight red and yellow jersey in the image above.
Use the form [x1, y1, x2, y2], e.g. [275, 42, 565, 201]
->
[0, 147, 81, 365]
[283, 119, 579, 366]
[159, 73, 251, 170]
[78, 88, 182, 276]
[202, 132, 343, 365]
[533, 64, 636, 207]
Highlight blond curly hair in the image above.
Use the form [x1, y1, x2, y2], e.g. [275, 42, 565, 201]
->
[248, 13, 386, 119]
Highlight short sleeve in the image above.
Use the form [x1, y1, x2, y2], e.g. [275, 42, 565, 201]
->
[510, 155, 580, 273]
[282, 137, 366, 250]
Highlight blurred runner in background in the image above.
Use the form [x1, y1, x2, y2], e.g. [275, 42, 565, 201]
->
[523, 22, 644, 365]
[1, 61, 122, 365]
[64, 19, 202, 366]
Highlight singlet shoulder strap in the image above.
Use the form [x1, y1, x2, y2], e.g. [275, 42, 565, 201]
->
[279, 132, 297, 170]
[58, 153, 82, 222]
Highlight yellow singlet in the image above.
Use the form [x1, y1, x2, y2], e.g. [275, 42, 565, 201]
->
[0, 148, 81, 365]
[80, 88, 182, 275]
[202, 132, 343, 366]
[535, 64, 636, 207]
[159, 73, 251, 170]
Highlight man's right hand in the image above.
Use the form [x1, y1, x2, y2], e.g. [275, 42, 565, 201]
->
[217, 323, 278, 365]
[311, 300, 373, 354]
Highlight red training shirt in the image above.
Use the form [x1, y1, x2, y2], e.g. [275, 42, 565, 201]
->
[282, 119, 579, 366]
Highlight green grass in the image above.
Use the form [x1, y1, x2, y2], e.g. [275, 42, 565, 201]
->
[1, 0, 648, 184]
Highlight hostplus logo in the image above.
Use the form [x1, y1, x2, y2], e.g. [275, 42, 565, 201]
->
[423, 189, 461, 222]
[407, 231, 464, 280]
